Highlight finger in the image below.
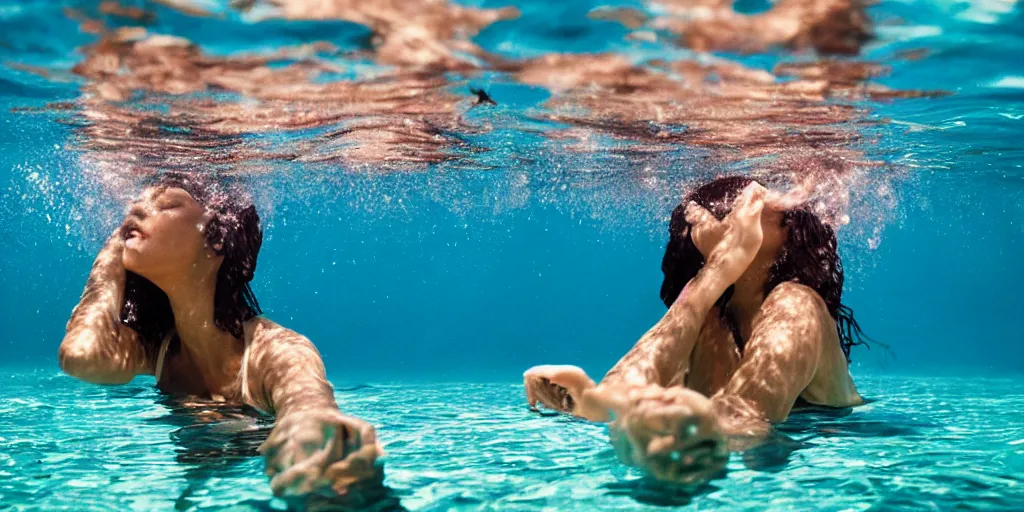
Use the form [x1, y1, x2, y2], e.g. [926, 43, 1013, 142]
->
[325, 444, 379, 481]
[532, 380, 559, 410]
[523, 364, 570, 377]
[524, 376, 538, 407]
[260, 422, 288, 455]
[646, 433, 678, 456]
[684, 201, 717, 229]
[529, 380, 553, 410]
[323, 445, 381, 496]
[269, 453, 326, 497]
[542, 386, 567, 411]
[263, 449, 291, 478]
[640, 405, 696, 438]
[261, 439, 298, 477]
[523, 366, 546, 378]
[322, 422, 347, 463]
[258, 436, 277, 457]
[359, 423, 377, 450]
[740, 182, 767, 211]
[743, 191, 765, 220]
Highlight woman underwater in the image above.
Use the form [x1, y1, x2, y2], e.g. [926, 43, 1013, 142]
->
[524, 176, 869, 483]
[58, 173, 381, 498]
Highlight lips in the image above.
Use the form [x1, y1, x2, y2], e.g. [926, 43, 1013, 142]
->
[121, 218, 148, 244]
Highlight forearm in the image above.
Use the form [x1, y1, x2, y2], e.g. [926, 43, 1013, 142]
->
[260, 335, 341, 418]
[600, 264, 730, 388]
[710, 394, 772, 440]
[58, 334, 139, 384]
[64, 234, 126, 338]
[60, 233, 143, 382]
[272, 376, 339, 418]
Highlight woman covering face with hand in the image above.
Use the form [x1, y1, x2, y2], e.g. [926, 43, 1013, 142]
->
[524, 176, 868, 484]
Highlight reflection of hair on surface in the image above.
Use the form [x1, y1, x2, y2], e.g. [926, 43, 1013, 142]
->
[232, 0, 519, 69]
[595, 0, 873, 55]
[97, 1, 156, 23]
[12, 0, 942, 234]
[48, 11, 483, 179]
[507, 50, 939, 228]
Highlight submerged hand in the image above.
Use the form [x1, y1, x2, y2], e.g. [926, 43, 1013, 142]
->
[589, 385, 728, 484]
[260, 409, 383, 498]
[524, 365, 598, 416]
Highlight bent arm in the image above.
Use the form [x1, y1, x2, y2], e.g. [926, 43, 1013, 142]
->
[708, 283, 826, 438]
[59, 233, 147, 384]
[600, 262, 731, 389]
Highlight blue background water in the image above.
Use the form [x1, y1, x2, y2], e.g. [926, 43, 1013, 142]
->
[1, 0, 1022, 377]
[0, 0, 1023, 510]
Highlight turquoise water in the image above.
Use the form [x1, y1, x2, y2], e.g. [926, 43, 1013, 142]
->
[2, 370, 1023, 510]
[2, 0, 1024, 509]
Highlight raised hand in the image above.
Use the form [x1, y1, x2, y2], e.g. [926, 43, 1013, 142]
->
[685, 182, 767, 285]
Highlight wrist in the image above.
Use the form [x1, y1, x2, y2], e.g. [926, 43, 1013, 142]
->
[671, 262, 730, 315]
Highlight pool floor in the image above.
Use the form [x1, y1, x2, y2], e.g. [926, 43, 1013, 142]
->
[1, 369, 1022, 511]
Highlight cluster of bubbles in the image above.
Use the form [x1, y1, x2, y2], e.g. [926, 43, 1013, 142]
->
[4, 0, 949, 255]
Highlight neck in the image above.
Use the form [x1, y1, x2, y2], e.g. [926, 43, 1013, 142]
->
[158, 264, 242, 384]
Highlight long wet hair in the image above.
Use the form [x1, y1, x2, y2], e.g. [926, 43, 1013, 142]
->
[120, 173, 263, 355]
[660, 176, 868, 361]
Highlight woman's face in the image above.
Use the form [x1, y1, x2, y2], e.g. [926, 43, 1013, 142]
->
[122, 186, 218, 282]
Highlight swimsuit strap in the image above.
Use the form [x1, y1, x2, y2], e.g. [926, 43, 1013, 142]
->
[154, 332, 174, 384]
[239, 323, 254, 406]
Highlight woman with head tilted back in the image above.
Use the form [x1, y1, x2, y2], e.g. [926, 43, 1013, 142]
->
[523, 176, 868, 483]
[59, 174, 381, 498]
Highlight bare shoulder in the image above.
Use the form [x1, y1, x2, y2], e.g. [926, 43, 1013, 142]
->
[765, 284, 862, 406]
[241, 318, 329, 412]
[761, 281, 832, 329]
[246, 317, 317, 349]
[244, 318, 326, 371]
[764, 281, 828, 312]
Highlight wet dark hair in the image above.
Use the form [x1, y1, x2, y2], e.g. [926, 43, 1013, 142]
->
[660, 176, 868, 361]
[120, 173, 262, 355]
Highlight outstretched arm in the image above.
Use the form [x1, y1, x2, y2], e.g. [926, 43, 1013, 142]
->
[525, 184, 768, 421]
[524, 266, 726, 421]
[601, 264, 729, 390]
[586, 283, 842, 484]
[58, 232, 147, 384]
[246, 321, 338, 416]
[250, 320, 381, 498]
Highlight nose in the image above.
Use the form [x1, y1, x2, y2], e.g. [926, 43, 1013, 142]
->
[127, 201, 155, 220]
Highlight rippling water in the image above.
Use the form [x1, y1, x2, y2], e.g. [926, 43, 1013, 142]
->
[1, 370, 1022, 510]
[2, 0, 1024, 510]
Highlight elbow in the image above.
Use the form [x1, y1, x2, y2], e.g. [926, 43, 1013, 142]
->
[58, 341, 89, 377]
[58, 340, 131, 385]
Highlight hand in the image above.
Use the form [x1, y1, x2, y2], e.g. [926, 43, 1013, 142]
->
[260, 409, 383, 498]
[685, 182, 766, 285]
[588, 385, 728, 484]
[523, 365, 597, 415]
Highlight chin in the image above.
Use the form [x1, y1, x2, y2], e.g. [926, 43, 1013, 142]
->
[122, 248, 145, 275]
